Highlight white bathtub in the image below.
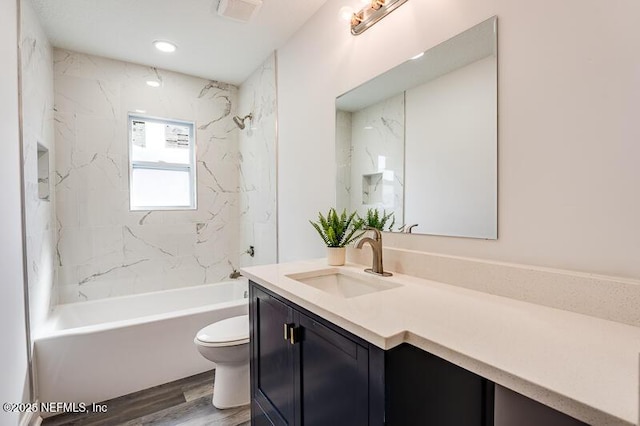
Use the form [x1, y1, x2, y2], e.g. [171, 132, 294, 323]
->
[34, 280, 249, 406]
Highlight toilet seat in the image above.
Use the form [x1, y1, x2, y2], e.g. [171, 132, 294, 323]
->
[195, 315, 249, 347]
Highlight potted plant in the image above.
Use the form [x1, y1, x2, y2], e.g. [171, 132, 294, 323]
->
[309, 208, 364, 266]
[360, 208, 395, 232]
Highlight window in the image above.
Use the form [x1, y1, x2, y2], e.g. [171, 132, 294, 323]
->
[128, 114, 196, 210]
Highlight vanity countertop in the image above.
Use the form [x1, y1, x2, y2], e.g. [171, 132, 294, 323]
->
[241, 259, 640, 426]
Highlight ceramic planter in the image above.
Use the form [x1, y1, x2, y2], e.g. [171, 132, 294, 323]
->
[327, 247, 346, 266]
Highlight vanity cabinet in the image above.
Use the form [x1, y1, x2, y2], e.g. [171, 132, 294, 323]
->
[250, 284, 296, 425]
[250, 284, 373, 426]
[249, 281, 493, 426]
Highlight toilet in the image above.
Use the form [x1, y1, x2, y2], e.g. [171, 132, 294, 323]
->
[194, 315, 250, 409]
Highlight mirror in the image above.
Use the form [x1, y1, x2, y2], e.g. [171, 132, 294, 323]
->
[336, 16, 497, 239]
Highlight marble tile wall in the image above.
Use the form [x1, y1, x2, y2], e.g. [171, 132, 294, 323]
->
[237, 53, 278, 267]
[53, 49, 242, 303]
[20, 0, 56, 334]
[335, 110, 352, 215]
[336, 94, 404, 226]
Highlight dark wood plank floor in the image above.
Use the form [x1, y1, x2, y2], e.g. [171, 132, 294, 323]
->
[42, 370, 250, 426]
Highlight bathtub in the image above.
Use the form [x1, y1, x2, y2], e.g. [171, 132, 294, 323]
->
[34, 280, 249, 407]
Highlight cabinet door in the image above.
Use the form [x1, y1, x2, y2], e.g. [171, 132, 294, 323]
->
[385, 343, 494, 426]
[250, 285, 296, 425]
[294, 312, 369, 426]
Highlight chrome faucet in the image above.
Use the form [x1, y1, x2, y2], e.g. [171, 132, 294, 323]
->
[356, 227, 392, 277]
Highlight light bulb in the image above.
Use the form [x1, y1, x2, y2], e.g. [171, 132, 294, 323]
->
[339, 5, 355, 21]
[146, 80, 161, 88]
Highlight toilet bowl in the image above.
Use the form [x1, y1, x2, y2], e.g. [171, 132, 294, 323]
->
[194, 315, 250, 409]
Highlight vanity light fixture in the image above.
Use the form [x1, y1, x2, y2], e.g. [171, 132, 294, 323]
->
[341, 0, 370, 18]
[153, 40, 177, 53]
[146, 80, 161, 88]
[349, 0, 408, 35]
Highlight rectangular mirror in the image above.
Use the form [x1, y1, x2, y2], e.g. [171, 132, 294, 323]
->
[336, 16, 497, 239]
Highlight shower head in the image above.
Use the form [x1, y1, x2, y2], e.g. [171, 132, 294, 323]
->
[233, 113, 253, 130]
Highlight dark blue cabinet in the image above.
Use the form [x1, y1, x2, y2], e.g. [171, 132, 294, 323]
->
[295, 312, 370, 425]
[249, 281, 493, 426]
[250, 286, 295, 425]
[250, 284, 373, 426]
[385, 344, 494, 426]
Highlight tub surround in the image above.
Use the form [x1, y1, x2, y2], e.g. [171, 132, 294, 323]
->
[241, 259, 640, 425]
[53, 49, 242, 303]
[20, 0, 57, 335]
[237, 53, 278, 268]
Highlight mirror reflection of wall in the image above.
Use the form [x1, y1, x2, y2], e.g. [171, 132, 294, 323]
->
[336, 16, 497, 239]
[405, 54, 497, 238]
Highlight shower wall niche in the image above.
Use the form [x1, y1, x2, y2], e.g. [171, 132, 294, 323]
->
[37, 144, 50, 201]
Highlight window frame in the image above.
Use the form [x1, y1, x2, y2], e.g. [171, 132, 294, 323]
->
[127, 113, 197, 211]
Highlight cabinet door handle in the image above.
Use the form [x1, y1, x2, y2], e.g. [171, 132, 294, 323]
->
[283, 323, 294, 341]
[289, 326, 299, 345]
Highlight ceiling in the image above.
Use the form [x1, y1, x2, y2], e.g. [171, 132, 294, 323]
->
[31, 0, 328, 85]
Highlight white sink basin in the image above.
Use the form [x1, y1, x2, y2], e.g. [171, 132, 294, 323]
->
[286, 268, 401, 298]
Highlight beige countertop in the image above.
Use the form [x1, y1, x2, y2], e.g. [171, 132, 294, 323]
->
[241, 259, 640, 426]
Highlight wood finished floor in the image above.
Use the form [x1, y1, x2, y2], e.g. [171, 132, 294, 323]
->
[42, 370, 250, 426]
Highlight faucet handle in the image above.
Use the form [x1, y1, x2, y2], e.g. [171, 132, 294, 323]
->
[364, 226, 382, 241]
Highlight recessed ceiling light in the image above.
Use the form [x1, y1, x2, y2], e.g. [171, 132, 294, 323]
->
[410, 52, 425, 60]
[153, 40, 177, 53]
[146, 80, 161, 88]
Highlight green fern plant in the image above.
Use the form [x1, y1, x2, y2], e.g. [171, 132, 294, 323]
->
[360, 208, 395, 232]
[309, 208, 364, 247]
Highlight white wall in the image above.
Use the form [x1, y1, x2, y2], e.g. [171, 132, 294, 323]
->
[0, 0, 31, 424]
[405, 56, 496, 239]
[277, 0, 640, 279]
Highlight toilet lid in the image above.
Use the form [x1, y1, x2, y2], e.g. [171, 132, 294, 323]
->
[196, 315, 249, 346]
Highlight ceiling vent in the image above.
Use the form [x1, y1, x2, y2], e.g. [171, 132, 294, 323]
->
[217, 0, 263, 23]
